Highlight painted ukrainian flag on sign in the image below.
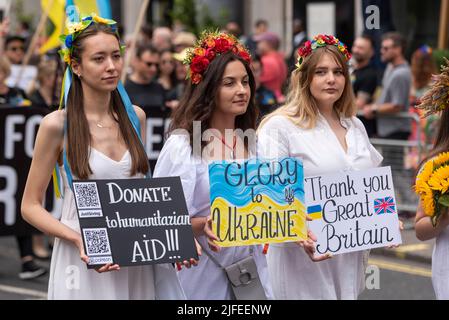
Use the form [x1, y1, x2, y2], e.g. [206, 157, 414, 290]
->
[307, 205, 322, 220]
[40, 0, 112, 54]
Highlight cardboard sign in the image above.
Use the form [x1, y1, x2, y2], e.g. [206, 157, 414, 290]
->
[72, 177, 198, 267]
[209, 158, 307, 247]
[305, 166, 402, 255]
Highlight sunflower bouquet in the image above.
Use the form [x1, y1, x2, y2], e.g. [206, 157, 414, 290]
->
[415, 152, 449, 226]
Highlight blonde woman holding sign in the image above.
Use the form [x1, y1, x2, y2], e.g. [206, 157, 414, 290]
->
[153, 31, 273, 300]
[21, 15, 186, 300]
[257, 35, 383, 300]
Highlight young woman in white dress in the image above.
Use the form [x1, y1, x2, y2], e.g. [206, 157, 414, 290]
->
[153, 32, 273, 300]
[21, 17, 185, 300]
[257, 35, 383, 299]
[415, 63, 449, 300]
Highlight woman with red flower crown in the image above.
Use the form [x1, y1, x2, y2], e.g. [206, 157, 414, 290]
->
[153, 31, 273, 300]
[257, 35, 385, 299]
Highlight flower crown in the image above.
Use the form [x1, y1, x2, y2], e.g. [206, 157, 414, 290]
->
[184, 30, 251, 84]
[296, 34, 351, 69]
[416, 58, 449, 117]
[59, 13, 123, 65]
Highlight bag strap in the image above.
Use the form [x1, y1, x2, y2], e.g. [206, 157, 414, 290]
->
[198, 240, 254, 269]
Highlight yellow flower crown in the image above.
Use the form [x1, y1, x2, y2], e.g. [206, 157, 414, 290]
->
[59, 13, 123, 65]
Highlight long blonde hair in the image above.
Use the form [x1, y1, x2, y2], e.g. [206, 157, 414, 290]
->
[259, 45, 356, 130]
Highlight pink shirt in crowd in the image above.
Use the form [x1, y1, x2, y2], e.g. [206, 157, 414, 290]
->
[259, 51, 288, 102]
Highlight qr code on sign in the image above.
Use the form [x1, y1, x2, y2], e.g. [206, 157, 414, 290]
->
[83, 228, 112, 256]
[73, 182, 101, 210]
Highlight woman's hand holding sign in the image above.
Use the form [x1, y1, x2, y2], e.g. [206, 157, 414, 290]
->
[191, 216, 221, 252]
[297, 216, 333, 262]
[75, 233, 121, 273]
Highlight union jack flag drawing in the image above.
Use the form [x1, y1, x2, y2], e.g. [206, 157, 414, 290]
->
[374, 197, 396, 215]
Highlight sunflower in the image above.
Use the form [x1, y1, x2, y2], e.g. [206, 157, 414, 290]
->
[421, 185, 435, 217]
[428, 165, 449, 193]
[433, 152, 449, 167]
[415, 159, 434, 192]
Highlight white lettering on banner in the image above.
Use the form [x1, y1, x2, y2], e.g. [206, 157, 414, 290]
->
[107, 182, 172, 204]
[146, 117, 171, 159]
[5, 115, 25, 159]
[4, 114, 42, 159]
[105, 211, 190, 228]
[0, 166, 17, 225]
[24, 115, 43, 158]
[132, 236, 166, 262]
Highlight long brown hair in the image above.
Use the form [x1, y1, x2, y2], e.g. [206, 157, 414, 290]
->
[411, 48, 437, 90]
[66, 23, 149, 179]
[169, 51, 258, 151]
[421, 108, 449, 165]
[259, 45, 356, 130]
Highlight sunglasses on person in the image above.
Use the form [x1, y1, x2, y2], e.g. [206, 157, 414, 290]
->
[8, 46, 25, 52]
[142, 61, 158, 67]
[380, 45, 395, 51]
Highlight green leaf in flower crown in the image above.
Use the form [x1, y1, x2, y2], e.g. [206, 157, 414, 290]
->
[438, 194, 449, 207]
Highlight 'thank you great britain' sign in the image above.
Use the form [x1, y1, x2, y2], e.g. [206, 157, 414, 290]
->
[305, 166, 402, 255]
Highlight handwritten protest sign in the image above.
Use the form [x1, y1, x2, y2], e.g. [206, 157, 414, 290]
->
[305, 166, 402, 255]
[72, 177, 197, 267]
[209, 158, 307, 247]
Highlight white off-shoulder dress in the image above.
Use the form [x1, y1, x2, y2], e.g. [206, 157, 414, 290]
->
[257, 114, 383, 300]
[48, 148, 185, 300]
[153, 134, 273, 300]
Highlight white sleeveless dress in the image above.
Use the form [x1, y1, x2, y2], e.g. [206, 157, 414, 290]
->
[48, 148, 185, 300]
[432, 226, 449, 299]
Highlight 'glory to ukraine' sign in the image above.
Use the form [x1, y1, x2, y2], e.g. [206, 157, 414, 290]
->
[305, 166, 402, 255]
[209, 158, 307, 247]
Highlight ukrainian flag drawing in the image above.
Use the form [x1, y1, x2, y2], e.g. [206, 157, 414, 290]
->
[307, 205, 322, 220]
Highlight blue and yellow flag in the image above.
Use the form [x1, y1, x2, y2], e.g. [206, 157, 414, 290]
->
[307, 205, 323, 220]
[40, 0, 112, 54]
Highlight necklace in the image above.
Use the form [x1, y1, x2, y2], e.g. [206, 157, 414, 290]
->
[219, 134, 237, 159]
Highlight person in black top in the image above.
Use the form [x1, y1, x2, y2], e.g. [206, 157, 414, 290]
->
[125, 45, 166, 112]
[351, 34, 378, 137]
[125, 45, 168, 172]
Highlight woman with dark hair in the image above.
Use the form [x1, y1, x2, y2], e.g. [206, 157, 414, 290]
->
[415, 60, 449, 299]
[153, 31, 273, 300]
[21, 15, 185, 300]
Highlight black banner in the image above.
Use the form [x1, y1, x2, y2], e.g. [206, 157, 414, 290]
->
[143, 107, 171, 173]
[0, 107, 59, 236]
[71, 177, 197, 267]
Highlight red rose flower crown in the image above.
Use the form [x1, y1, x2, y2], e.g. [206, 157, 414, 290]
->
[296, 34, 351, 69]
[184, 30, 251, 84]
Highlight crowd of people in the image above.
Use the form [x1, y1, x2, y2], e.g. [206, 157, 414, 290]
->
[0, 13, 447, 300]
